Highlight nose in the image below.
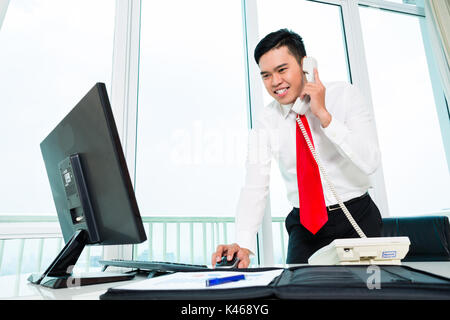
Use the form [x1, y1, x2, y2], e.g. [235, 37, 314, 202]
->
[271, 73, 282, 87]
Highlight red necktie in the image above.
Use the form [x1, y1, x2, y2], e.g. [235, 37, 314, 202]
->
[296, 114, 328, 234]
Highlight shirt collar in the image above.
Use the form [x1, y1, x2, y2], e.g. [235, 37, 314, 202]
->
[278, 102, 293, 118]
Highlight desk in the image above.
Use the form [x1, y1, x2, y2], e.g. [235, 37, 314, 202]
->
[0, 273, 147, 300]
[2, 262, 450, 300]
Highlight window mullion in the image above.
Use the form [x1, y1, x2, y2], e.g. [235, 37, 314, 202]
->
[104, 0, 141, 262]
[242, 0, 275, 267]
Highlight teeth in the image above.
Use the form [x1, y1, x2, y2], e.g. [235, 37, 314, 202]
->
[276, 88, 287, 94]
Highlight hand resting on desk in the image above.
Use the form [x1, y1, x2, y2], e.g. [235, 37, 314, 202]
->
[211, 243, 251, 269]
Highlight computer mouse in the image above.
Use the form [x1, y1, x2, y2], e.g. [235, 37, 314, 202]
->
[215, 255, 239, 269]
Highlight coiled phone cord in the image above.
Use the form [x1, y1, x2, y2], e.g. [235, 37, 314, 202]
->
[296, 114, 367, 238]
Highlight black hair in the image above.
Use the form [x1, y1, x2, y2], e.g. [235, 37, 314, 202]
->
[254, 28, 307, 66]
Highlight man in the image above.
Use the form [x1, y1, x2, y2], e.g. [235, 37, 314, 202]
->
[211, 29, 382, 268]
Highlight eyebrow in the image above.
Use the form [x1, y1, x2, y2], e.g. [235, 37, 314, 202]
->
[260, 63, 288, 75]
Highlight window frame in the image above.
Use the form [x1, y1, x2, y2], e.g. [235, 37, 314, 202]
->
[103, 0, 142, 262]
[0, 0, 9, 31]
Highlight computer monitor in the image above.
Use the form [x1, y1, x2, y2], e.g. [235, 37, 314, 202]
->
[28, 83, 147, 288]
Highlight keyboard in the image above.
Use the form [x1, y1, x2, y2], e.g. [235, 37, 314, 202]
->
[99, 259, 209, 273]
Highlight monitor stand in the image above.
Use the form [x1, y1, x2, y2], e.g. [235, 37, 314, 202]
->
[28, 229, 135, 289]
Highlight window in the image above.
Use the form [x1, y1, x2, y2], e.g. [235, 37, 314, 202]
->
[359, 6, 450, 216]
[134, 1, 248, 263]
[0, 0, 115, 282]
[0, 0, 115, 216]
[135, 1, 248, 218]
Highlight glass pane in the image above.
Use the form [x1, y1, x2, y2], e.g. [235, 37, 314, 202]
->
[359, 7, 450, 216]
[0, 0, 115, 215]
[135, 1, 247, 217]
[256, 0, 350, 217]
[382, 0, 418, 5]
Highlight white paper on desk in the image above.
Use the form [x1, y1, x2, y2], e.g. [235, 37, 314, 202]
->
[113, 269, 283, 291]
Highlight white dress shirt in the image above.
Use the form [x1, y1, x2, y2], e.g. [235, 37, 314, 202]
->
[235, 81, 381, 254]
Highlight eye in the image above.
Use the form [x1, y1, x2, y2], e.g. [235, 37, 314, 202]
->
[279, 68, 287, 73]
[261, 74, 270, 79]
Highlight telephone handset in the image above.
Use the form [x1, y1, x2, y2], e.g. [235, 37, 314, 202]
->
[291, 57, 318, 115]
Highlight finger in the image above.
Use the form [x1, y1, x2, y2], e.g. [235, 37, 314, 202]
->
[236, 249, 250, 268]
[211, 250, 219, 267]
[213, 245, 226, 263]
[303, 82, 319, 89]
[237, 255, 250, 268]
[314, 68, 321, 84]
[300, 86, 309, 100]
[226, 243, 240, 261]
[303, 83, 321, 96]
[211, 251, 223, 267]
[216, 244, 225, 256]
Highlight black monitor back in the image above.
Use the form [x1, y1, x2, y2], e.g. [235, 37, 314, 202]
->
[40, 83, 146, 245]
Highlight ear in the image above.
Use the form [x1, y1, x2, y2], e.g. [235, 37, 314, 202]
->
[300, 56, 306, 69]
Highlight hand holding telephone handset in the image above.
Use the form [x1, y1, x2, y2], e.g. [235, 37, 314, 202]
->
[293, 56, 367, 238]
[291, 56, 317, 115]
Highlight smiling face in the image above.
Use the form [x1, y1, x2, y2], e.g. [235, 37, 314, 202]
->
[259, 45, 304, 105]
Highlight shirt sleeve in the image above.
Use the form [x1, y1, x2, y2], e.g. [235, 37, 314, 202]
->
[322, 84, 381, 175]
[234, 114, 272, 255]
